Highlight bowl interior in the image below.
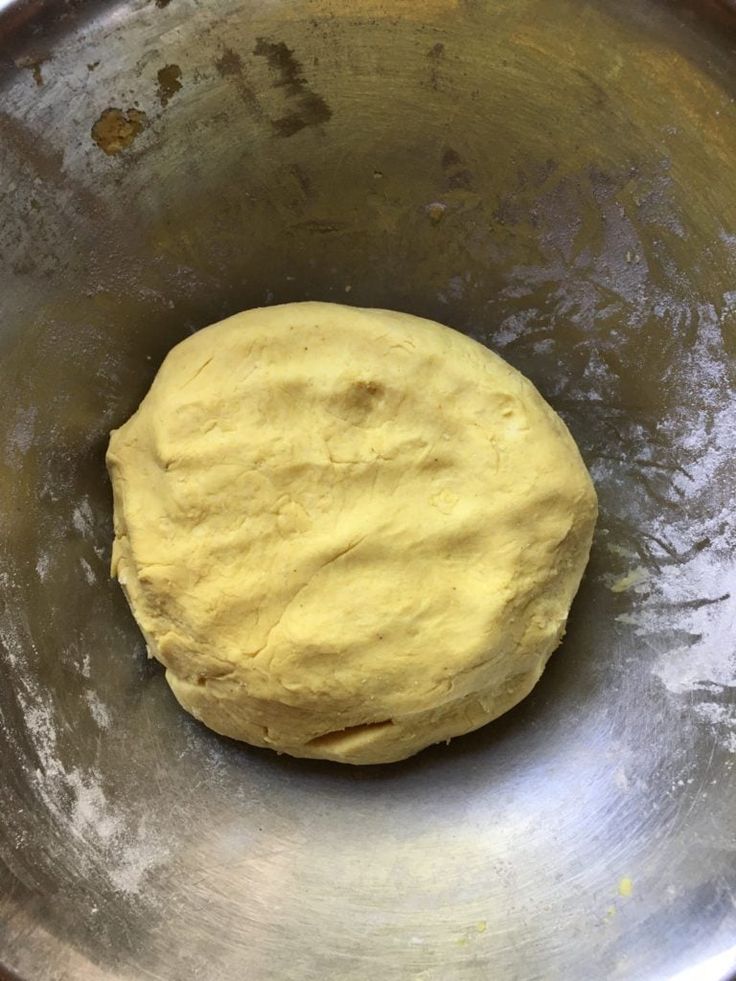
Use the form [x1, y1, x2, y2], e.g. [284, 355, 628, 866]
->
[1, 1, 736, 978]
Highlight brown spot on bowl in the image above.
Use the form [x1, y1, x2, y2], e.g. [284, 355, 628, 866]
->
[157, 64, 183, 107]
[91, 108, 147, 155]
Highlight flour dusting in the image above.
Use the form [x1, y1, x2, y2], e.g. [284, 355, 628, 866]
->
[16, 683, 167, 895]
[487, 164, 736, 754]
[6, 405, 37, 460]
[603, 313, 736, 751]
[72, 497, 95, 537]
[0, 590, 25, 670]
[84, 690, 112, 729]
[65, 768, 123, 844]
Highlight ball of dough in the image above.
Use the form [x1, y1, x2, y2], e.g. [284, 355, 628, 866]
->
[107, 302, 597, 764]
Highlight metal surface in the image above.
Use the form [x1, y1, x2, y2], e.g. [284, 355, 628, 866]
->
[1, 0, 736, 978]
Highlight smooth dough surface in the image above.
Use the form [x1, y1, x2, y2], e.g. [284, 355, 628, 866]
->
[107, 302, 597, 764]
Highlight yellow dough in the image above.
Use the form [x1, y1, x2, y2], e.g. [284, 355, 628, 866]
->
[107, 302, 597, 764]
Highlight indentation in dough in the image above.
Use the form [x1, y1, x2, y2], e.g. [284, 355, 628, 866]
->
[327, 378, 386, 426]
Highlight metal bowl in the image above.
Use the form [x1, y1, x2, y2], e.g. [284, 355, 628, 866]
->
[1, 1, 735, 978]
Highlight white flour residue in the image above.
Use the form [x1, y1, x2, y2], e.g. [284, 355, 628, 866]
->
[72, 497, 95, 538]
[0, 617, 20, 670]
[35, 552, 51, 582]
[65, 768, 123, 843]
[17, 686, 167, 895]
[80, 556, 97, 585]
[692, 704, 736, 755]
[84, 690, 112, 729]
[646, 551, 736, 695]
[614, 315, 736, 750]
[487, 165, 736, 755]
[108, 829, 168, 895]
[625, 550, 736, 751]
[6, 405, 37, 461]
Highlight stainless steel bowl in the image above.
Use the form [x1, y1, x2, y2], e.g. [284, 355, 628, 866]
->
[1, 1, 736, 978]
